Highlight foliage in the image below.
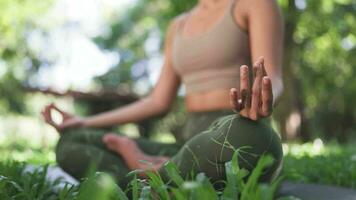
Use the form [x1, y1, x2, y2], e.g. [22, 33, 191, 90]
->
[1, 141, 355, 199]
[0, 0, 52, 114]
[275, 0, 356, 140]
[1, 152, 296, 200]
[0, 139, 55, 164]
[126, 153, 281, 200]
[0, 162, 63, 200]
[282, 142, 356, 188]
[93, 0, 196, 91]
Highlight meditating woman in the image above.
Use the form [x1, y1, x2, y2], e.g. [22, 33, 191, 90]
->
[42, 0, 284, 189]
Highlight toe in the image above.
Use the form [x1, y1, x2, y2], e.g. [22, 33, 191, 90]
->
[102, 133, 117, 143]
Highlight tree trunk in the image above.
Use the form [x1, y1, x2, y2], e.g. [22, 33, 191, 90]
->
[274, 0, 310, 141]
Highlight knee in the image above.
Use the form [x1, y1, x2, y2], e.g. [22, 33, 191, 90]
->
[55, 142, 90, 179]
[55, 141, 73, 169]
[62, 127, 90, 137]
[55, 129, 84, 170]
[58, 127, 97, 145]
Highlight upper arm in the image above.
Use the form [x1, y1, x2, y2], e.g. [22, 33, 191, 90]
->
[150, 18, 182, 110]
[235, 0, 284, 98]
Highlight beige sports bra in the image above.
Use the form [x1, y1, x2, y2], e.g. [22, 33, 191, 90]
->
[172, 0, 251, 95]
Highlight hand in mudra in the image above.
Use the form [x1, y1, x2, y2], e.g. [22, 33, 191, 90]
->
[230, 57, 273, 121]
[41, 103, 84, 132]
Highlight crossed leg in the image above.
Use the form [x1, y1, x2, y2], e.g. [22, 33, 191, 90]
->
[103, 134, 170, 173]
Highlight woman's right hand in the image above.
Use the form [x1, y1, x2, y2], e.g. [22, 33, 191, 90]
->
[41, 103, 85, 132]
[230, 57, 274, 121]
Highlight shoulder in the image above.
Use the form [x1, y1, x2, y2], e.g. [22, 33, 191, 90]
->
[164, 12, 190, 42]
[167, 13, 189, 34]
[233, 0, 281, 17]
[163, 13, 189, 48]
[233, 0, 282, 29]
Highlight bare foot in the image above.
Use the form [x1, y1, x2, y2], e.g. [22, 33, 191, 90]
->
[102, 134, 169, 171]
[103, 133, 137, 153]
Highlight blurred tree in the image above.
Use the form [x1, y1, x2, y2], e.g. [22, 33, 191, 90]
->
[94, 0, 196, 91]
[276, 0, 356, 142]
[0, 0, 52, 114]
[92, 0, 196, 138]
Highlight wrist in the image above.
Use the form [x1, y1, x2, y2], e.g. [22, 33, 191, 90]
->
[81, 118, 91, 128]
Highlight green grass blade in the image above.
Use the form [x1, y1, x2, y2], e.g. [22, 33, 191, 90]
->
[163, 161, 184, 187]
[222, 161, 239, 200]
[145, 171, 170, 200]
[240, 155, 274, 200]
[130, 174, 140, 200]
[138, 185, 151, 200]
[171, 188, 186, 200]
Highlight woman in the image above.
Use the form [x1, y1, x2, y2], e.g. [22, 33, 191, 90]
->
[42, 0, 284, 189]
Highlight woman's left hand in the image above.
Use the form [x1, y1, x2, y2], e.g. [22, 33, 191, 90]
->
[41, 103, 85, 132]
[229, 57, 273, 121]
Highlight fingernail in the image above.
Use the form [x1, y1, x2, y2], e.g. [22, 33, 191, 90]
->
[241, 65, 248, 74]
[263, 77, 269, 84]
[237, 99, 243, 110]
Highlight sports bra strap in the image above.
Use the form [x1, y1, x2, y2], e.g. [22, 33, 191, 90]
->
[176, 13, 190, 34]
[230, 0, 240, 19]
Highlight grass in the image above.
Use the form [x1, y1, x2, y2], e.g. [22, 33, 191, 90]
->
[0, 152, 293, 200]
[0, 140, 55, 164]
[282, 141, 356, 188]
[0, 139, 355, 199]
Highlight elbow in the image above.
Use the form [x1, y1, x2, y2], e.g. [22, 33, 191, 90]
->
[150, 96, 172, 115]
[156, 102, 171, 114]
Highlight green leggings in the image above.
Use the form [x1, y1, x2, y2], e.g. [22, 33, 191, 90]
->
[56, 111, 282, 189]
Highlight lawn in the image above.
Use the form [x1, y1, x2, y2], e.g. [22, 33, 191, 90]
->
[0, 138, 355, 200]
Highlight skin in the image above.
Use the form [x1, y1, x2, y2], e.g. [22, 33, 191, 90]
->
[42, 0, 284, 174]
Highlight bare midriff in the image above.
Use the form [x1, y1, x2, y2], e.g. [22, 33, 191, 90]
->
[185, 88, 232, 112]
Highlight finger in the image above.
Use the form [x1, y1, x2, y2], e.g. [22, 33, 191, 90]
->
[42, 106, 58, 129]
[51, 104, 74, 120]
[102, 133, 117, 143]
[50, 104, 67, 115]
[260, 76, 273, 116]
[41, 111, 49, 123]
[48, 103, 57, 111]
[42, 108, 52, 122]
[58, 121, 72, 130]
[41, 110, 51, 122]
[250, 61, 264, 120]
[258, 56, 268, 76]
[230, 88, 243, 111]
[240, 65, 250, 108]
[44, 105, 51, 113]
[44, 113, 60, 130]
[230, 88, 238, 110]
[42, 105, 62, 130]
[58, 118, 81, 130]
[44, 104, 55, 118]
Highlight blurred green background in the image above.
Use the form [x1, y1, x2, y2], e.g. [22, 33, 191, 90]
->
[0, 0, 355, 164]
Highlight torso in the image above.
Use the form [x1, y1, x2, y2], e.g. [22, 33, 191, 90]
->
[185, 89, 232, 112]
[173, 0, 249, 112]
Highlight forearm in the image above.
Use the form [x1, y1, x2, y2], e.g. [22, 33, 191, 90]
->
[83, 96, 168, 128]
